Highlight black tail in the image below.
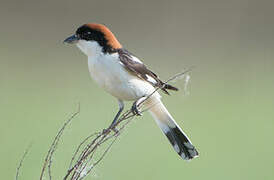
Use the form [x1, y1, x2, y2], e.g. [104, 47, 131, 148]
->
[148, 98, 199, 160]
[165, 126, 199, 160]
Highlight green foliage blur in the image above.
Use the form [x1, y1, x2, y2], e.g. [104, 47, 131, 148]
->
[1, 0, 274, 179]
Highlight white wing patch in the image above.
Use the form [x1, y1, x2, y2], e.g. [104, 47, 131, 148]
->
[131, 56, 143, 64]
[146, 75, 157, 84]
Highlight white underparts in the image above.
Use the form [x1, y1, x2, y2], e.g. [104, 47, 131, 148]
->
[75, 39, 160, 101]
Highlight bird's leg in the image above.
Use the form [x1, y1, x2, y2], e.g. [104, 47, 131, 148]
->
[108, 100, 124, 132]
[131, 96, 147, 116]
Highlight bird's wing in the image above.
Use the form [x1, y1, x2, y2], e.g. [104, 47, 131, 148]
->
[118, 49, 178, 94]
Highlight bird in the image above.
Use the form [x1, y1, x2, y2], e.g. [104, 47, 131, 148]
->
[64, 23, 198, 160]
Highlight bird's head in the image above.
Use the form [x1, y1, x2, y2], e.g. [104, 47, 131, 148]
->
[64, 23, 122, 56]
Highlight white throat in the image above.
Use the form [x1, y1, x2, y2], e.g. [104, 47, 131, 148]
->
[76, 40, 103, 58]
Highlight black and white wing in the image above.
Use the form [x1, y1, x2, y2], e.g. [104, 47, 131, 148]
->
[118, 49, 178, 94]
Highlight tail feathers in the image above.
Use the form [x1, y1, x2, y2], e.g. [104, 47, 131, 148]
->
[165, 125, 199, 160]
[147, 98, 198, 160]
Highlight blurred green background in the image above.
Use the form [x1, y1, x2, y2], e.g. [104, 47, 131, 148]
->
[1, 0, 274, 179]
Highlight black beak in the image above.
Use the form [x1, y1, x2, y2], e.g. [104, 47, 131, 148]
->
[63, 34, 79, 44]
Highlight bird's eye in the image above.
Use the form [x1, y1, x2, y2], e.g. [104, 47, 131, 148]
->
[79, 31, 92, 40]
[84, 31, 91, 37]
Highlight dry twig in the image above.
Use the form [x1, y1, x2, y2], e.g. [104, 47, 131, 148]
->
[40, 104, 80, 180]
[15, 144, 32, 180]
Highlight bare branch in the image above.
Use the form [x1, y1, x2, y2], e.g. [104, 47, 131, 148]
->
[40, 103, 80, 180]
[69, 132, 99, 170]
[15, 144, 32, 180]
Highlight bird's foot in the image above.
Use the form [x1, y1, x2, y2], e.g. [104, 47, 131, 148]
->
[131, 101, 142, 116]
[103, 124, 120, 135]
[110, 124, 119, 134]
[111, 127, 120, 135]
[102, 128, 110, 134]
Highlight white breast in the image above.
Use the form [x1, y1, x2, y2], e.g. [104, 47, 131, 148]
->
[88, 53, 159, 101]
[76, 40, 160, 101]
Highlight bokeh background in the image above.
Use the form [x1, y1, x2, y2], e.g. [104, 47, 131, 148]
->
[1, 0, 274, 179]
